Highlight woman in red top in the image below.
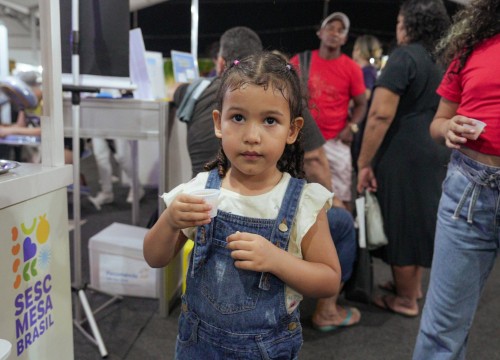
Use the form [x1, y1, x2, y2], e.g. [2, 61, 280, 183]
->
[413, 0, 500, 359]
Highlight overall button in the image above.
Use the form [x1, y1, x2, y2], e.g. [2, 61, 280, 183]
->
[278, 222, 288, 232]
[288, 322, 298, 331]
[181, 303, 188, 313]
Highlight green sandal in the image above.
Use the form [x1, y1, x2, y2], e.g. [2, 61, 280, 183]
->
[312, 306, 360, 332]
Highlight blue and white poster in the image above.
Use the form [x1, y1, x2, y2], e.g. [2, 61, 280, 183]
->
[171, 51, 199, 83]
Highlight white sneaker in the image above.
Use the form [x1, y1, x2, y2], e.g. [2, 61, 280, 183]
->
[127, 187, 145, 204]
[88, 191, 114, 211]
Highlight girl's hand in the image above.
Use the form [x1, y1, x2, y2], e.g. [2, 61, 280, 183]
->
[443, 115, 482, 149]
[357, 166, 377, 193]
[0, 125, 14, 138]
[165, 193, 212, 230]
[226, 231, 279, 272]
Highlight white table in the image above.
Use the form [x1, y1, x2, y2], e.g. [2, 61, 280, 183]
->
[62, 97, 168, 225]
[62, 97, 187, 316]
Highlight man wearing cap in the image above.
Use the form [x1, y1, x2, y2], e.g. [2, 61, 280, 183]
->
[290, 12, 367, 211]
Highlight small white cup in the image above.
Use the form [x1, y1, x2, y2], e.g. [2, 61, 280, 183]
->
[188, 189, 220, 218]
[462, 118, 486, 140]
[0, 339, 12, 360]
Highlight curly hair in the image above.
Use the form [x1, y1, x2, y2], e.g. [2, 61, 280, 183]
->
[399, 0, 451, 52]
[435, 0, 500, 71]
[204, 51, 305, 179]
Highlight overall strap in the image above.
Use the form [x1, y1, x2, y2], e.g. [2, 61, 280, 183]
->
[205, 168, 222, 189]
[190, 169, 221, 277]
[258, 177, 306, 290]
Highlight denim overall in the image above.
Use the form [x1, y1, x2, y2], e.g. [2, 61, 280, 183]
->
[175, 170, 305, 360]
[414, 150, 500, 360]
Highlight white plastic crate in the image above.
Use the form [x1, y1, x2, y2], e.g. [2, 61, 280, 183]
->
[89, 222, 158, 298]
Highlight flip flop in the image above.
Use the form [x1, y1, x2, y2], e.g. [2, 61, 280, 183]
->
[378, 281, 423, 300]
[312, 306, 361, 332]
[373, 295, 419, 318]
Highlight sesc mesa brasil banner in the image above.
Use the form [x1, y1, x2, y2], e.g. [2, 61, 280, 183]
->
[0, 189, 74, 359]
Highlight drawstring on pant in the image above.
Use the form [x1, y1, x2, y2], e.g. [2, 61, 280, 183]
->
[452, 182, 477, 223]
[452, 160, 500, 224]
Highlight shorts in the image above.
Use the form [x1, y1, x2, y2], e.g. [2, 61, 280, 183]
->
[323, 138, 352, 202]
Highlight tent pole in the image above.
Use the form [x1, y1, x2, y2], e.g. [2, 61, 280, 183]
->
[68, 0, 113, 357]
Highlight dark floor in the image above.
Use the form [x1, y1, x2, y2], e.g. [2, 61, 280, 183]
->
[71, 154, 500, 360]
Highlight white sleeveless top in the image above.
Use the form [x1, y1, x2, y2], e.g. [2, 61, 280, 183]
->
[162, 171, 333, 312]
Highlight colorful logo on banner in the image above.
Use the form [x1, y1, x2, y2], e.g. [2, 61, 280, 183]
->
[10, 214, 54, 356]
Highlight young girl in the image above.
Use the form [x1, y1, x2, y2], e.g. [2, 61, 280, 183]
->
[413, 0, 500, 359]
[144, 52, 341, 359]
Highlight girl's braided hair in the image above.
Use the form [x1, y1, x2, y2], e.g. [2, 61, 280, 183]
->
[204, 51, 305, 179]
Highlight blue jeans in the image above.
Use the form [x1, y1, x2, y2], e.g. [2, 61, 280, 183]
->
[328, 207, 357, 283]
[176, 170, 303, 359]
[413, 150, 500, 360]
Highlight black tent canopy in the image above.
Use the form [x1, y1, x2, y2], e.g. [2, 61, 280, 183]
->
[135, 0, 464, 59]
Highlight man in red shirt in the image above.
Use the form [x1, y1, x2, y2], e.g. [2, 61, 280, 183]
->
[291, 12, 367, 210]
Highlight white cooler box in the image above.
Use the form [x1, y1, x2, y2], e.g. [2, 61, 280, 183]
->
[89, 222, 159, 298]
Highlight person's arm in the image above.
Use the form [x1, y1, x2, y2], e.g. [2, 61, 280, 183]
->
[300, 106, 332, 190]
[16, 109, 28, 127]
[430, 98, 478, 149]
[365, 88, 373, 101]
[337, 92, 367, 144]
[350, 92, 368, 126]
[0, 109, 41, 138]
[303, 148, 344, 208]
[356, 87, 399, 193]
[303, 147, 331, 190]
[0, 124, 41, 138]
[143, 193, 212, 267]
[226, 208, 341, 298]
[301, 107, 345, 206]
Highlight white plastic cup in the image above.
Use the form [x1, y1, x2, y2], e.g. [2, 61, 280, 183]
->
[188, 189, 220, 218]
[0, 339, 12, 360]
[463, 118, 486, 140]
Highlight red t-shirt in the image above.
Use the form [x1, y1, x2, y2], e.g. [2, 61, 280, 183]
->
[437, 34, 500, 156]
[290, 50, 365, 140]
